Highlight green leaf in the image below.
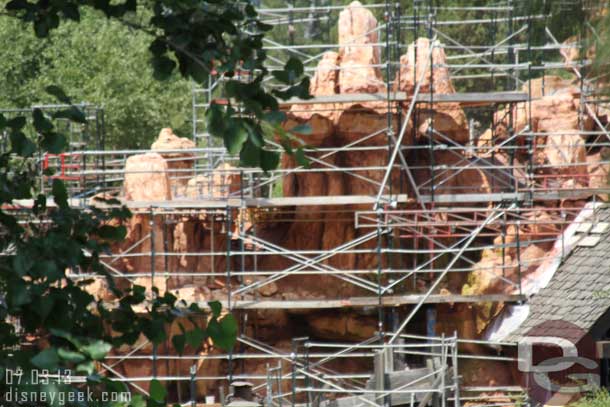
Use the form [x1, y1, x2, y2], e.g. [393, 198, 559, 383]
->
[52, 179, 69, 209]
[273, 77, 312, 101]
[76, 360, 95, 375]
[9, 131, 36, 156]
[34, 15, 55, 38]
[224, 121, 248, 154]
[7, 116, 26, 130]
[58, 348, 86, 363]
[151, 55, 176, 81]
[45, 85, 72, 104]
[33, 108, 54, 133]
[172, 334, 185, 355]
[6, 0, 28, 11]
[81, 340, 111, 360]
[296, 148, 310, 168]
[264, 110, 286, 125]
[34, 260, 62, 282]
[208, 314, 238, 351]
[185, 327, 205, 348]
[149, 38, 167, 56]
[130, 394, 147, 407]
[97, 225, 127, 240]
[285, 57, 304, 78]
[13, 253, 34, 277]
[61, 4, 80, 21]
[41, 132, 68, 153]
[205, 103, 225, 137]
[261, 150, 280, 172]
[31, 348, 60, 370]
[52, 106, 87, 124]
[271, 70, 290, 84]
[255, 21, 274, 32]
[150, 379, 167, 403]
[208, 300, 222, 317]
[289, 123, 312, 135]
[239, 140, 260, 167]
[36, 295, 55, 321]
[8, 279, 31, 307]
[50, 328, 82, 348]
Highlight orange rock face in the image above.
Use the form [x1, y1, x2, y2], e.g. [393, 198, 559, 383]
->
[337, 1, 384, 94]
[124, 153, 172, 201]
[151, 128, 196, 197]
[496, 86, 593, 190]
[186, 163, 241, 199]
[587, 149, 610, 200]
[100, 1, 610, 401]
[396, 37, 469, 144]
[122, 152, 173, 291]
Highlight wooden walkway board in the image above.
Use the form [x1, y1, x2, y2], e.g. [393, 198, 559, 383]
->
[209, 294, 525, 310]
[281, 91, 528, 107]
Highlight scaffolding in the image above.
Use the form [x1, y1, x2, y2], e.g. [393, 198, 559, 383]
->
[26, 1, 610, 406]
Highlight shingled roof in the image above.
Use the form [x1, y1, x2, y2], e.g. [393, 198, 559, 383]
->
[506, 204, 610, 342]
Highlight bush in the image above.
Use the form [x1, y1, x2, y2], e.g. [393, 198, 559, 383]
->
[570, 389, 610, 407]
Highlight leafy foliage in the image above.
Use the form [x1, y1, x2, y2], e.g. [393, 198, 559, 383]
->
[0, 89, 238, 404]
[0, 8, 192, 149]
[3, 0, 310, 167]
[569, 389, 610, 407]
[0, 0, 312, 403]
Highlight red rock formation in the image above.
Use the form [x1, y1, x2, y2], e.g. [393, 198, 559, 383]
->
[396, 38, 469, 144]
[122, 153, 172, 291]
[151, 128, 196, 197]
[494, 86, 592, 191]
[124, 153, 172, 201]
[186, 163, 241, 199]
[587, 148, 610, 200]
[104, 2, 610, 401]
[337, 1, 384, 94]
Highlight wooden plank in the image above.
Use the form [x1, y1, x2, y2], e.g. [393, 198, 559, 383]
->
[281, 91, 528, 107]
[126, 293, 524, 315]
[11, 188, 610, 211]
[208, 294, 525, 310]
[418, 92, 528, 106]
[93, 194, 413, 209]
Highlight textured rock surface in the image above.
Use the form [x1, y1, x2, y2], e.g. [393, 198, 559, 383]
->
[525, 75, 574, 98]
[588, 149, 610, 200]
[99, 2, 610, 401]
[496, 86, 592, 190]
[151, 128, 196, 197]
[122, 153, 172, 291]
[186, 163, 241, 199]
[396, 38, 469, 143]
[337, 1, 384, 94]
[124, 153, 172, 201]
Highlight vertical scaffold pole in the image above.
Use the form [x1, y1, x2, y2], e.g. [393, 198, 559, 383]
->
[440, 333, 446, 407]
[226, 205, 234, 383]
[376, 209, 385, 343]
[150, 206, 158, 378]
[266, 363, 272, 407]
[515, 220, 523, 298]
[452, 331, 460, 407]
[291, 340, 297, 407]
[427, 0, 435, 204]
[239, 170, 246, 375]
[526, 1, 534, 205]
[277, 361, 283, 407]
